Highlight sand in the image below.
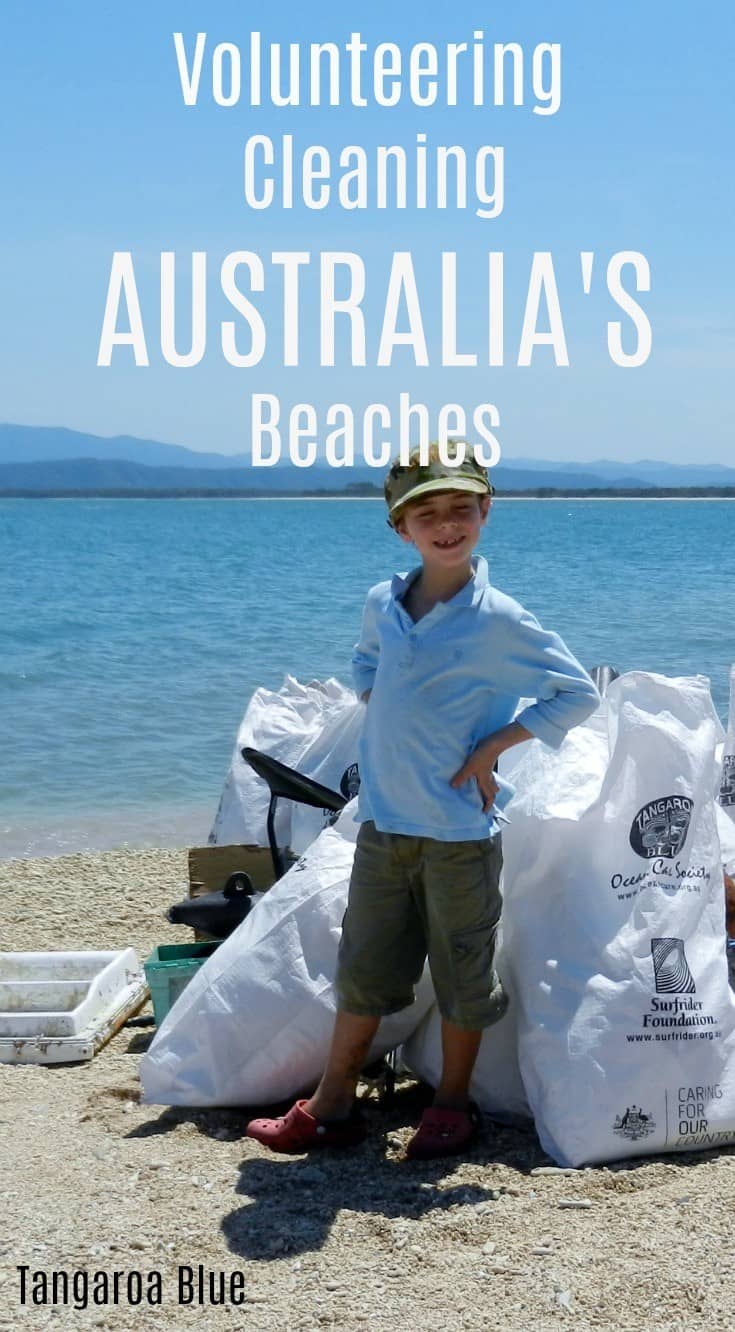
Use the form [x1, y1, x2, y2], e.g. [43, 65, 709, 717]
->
[1, 846, 734, 1332]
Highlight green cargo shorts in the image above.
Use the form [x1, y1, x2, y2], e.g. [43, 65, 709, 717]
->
[335, 821, 508, 1031]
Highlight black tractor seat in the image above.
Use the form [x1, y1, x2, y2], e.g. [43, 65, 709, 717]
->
[241, 747, 347, 879]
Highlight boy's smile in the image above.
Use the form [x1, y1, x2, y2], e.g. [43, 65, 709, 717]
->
[434, 534, 466, 550]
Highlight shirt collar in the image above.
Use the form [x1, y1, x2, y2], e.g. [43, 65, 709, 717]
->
[391, 554, 489, 608]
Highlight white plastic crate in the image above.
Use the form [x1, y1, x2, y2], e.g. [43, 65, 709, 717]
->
[0, 949, 148, 1063]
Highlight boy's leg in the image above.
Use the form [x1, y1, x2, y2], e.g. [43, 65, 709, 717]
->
[407, 834, 506, 1153]
[247, 824, 426, 1150]
[434, 1020, 483, 1110]
[305, 1009, 381, 1120]
[405, 1016, 485, 1160]
[245, 1009, 379, 1150]
[309, 822, 424, 1120]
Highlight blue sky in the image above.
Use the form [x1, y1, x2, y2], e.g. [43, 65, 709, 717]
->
[1, 0, 733, 463]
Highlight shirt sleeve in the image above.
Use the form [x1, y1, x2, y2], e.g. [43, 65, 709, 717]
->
[497, 608, 601, 750]
[352, 590, 381, 697]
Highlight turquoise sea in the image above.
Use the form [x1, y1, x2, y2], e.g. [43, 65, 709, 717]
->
[1, 498, 733, 859]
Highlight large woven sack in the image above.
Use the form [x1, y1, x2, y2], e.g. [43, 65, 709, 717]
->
[140, 818, 432, 1108]
[209, 676, 361, 849]
[500, 672, 735, 1166]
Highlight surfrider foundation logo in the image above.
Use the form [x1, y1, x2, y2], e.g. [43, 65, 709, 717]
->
[612, 1105, 656, 1142]
[651, 937, 696, 994]
[629, 795, 693, 859]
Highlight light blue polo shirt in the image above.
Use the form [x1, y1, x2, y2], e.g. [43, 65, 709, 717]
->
[352, 555, 599, 841]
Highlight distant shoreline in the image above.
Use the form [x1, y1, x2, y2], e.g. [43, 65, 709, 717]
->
[2, 492, 735, 502]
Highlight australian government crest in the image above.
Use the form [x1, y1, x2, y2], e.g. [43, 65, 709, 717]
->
[612, 1105, 656, 1142]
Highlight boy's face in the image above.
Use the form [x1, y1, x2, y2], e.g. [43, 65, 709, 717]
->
[394, 490, 490, 568]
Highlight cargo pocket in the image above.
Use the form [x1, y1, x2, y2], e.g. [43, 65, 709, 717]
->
[451, 917, 499, 997]
[449, 914, 507, 1028]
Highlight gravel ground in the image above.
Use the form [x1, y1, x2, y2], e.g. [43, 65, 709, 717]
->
[1, 848, 734, 1332]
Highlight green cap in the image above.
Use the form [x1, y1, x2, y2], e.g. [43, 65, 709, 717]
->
[384, 450, 494, 526]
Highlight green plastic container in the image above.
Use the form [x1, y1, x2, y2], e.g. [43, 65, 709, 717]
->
[144, 941, 221, 1026]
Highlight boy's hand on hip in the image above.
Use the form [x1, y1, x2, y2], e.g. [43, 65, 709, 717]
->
[450, 740, 500, 813]
[450, 722, 532, 814]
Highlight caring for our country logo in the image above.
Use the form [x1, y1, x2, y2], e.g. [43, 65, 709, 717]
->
[629, 795, 693, 859]
[612, 1105, 656, 1142]
[651, 937, 696, 995]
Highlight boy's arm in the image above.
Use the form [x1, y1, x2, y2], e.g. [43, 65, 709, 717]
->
[502, 609, 600, 749]
[352, 590, 381, 702]
[451, 609, 600, 811]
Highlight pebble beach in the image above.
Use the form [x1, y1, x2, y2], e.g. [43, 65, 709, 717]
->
[1, 846, 734, 1332]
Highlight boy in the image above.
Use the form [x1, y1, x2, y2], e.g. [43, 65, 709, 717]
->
[247, 447, 600, 1158]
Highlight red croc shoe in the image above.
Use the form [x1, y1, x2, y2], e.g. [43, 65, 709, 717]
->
[245, 1100, 366, 1153]
[405, 1102, 482, 1160]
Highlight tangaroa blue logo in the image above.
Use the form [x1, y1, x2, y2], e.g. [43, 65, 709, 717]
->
[340, 763, 360, 801]
[720, 755, 735, 807]
[629, 795, 693, 859]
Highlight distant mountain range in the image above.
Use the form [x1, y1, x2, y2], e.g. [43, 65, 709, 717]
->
[1, 424, 734, 493]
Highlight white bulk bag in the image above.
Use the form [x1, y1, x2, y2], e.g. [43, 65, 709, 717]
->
[140, 823, 433, 1108]
[209, 676, 360, 849]
[289, 702, 364, 854]
[500, 672, 735, 1167]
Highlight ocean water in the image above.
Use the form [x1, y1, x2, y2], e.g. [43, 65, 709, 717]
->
[1, 498, 733, 859]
